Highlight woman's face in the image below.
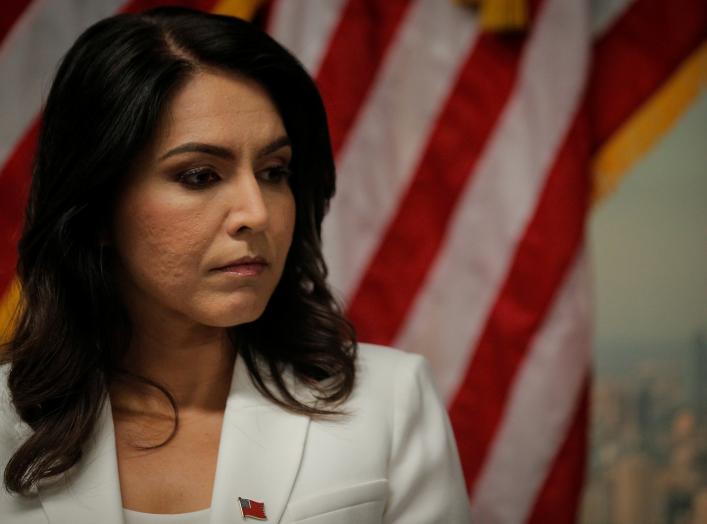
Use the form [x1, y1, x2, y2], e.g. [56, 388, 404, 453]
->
[112, 71, 296, 329]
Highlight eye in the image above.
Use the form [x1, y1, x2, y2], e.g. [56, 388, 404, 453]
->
[176, 167, 220, 189]
[259, 165, 293, 184]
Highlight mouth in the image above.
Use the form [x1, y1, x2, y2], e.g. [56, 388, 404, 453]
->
[212, 256, 269, 276]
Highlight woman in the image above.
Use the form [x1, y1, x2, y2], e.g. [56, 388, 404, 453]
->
[0, 7, 470, 523]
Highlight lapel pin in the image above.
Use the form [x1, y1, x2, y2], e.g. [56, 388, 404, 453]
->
[238, 497, 267, 520]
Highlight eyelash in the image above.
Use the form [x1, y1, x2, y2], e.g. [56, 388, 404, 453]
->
[176, 167, 219, 189]
[176, 165, 293, 190]
[260, 165, 293, 184]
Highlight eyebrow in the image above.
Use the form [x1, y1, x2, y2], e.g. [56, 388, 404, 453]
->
[159, 136, 291, 162]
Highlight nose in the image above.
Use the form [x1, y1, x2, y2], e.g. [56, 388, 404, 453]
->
[223, 171, 269, 236]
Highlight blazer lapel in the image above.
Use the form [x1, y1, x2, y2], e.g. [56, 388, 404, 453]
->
[210, 356, 310, 524]
[38, 398, 124, 524]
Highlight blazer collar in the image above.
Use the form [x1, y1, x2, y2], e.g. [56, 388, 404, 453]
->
[210, 355, 310, 524]
[37, 356, 310, 524]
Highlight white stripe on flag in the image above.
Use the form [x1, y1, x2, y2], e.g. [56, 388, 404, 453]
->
[267, 0, 348, 75]
[394, 0, 590, 400]
[322, 0, 479, 298]
[0, 0, 125, 170]
[470, 251, 592, 523]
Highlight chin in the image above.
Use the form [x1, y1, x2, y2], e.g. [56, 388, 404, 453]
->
[196, 298, 269, 328]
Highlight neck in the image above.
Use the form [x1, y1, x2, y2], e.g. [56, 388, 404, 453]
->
[109, 268, 241, 414]
[111, 313, 236, 418]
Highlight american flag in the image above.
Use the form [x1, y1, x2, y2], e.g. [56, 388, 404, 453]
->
[0, 1, 704, 522]
[238, 496, 267, 520]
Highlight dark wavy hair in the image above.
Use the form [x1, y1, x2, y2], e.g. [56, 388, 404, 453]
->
[2, 7, 356, 495]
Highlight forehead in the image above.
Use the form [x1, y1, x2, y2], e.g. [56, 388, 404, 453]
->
[151, 70, 286, 153]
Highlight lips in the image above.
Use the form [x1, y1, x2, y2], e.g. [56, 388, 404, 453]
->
[212, 256, 269, 276]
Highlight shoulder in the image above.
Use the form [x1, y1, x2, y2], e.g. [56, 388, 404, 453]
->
[291, 345, 436, 488]
[354, 342, 431, 383]
[0, 363, 31, 447]
[355, 342, 426, 369]
[352, 342, 444, 425]
[327, 342, 445, 445]
[0, 365, 49, 522]
[0, 363, 16, 433]
[295, 344, 471, 521]
[303, 343, 436, 439]
[352, 343, 439, 406]
[353, 345, 471, 521]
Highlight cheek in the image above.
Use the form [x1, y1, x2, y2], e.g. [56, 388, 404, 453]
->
[271, 192, 296, 261]
[113, 191, 209, 295]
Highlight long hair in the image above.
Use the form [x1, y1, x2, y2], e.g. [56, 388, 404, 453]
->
[2, 7, 356, 495]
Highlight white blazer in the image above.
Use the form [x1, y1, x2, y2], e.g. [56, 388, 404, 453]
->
[0, 343, 471, 523]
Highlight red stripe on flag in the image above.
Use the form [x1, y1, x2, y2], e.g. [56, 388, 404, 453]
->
[591, 0, 707, 148]
[527, 376, 590, 524]
[315, 0, 411, 155]
[0, 0, 33, 47]
[345, 0, 545, 345]
[346, 31, 526, 344]
[0, 119, 38, 297]
[449, 106, 592, 495]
